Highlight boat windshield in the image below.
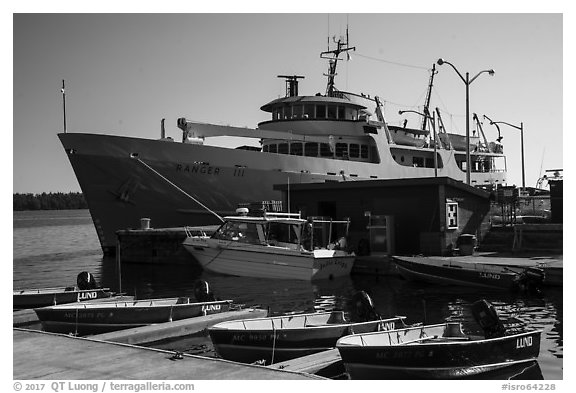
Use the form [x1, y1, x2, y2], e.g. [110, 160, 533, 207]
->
[212, 221, 262, 244]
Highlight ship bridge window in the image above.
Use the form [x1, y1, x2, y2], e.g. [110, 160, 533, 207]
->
[345, 107, 358, 120]
[335, 143, 348, 158]
[361, 145, 369, 159]
[290, 142, 303, 155]
[269, 144, 277, 153]
[320, 143, 333, 157]
[327, 105, 337, 119]
[273, 108, 281, 120]
[292, 105, 303, 119]
[303, 104, 314, 119]
[263, 145, 269, 152]
[305, 142, 319, 157]
[338, 106, 345, 119]
[349, 144, 360, 158]
[278, 143, 289, 154]
[316, 105, 326, 119]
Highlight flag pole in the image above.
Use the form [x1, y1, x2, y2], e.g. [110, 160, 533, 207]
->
[61, 79, 67, 133]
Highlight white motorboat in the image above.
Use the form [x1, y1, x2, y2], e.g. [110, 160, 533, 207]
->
[182, 211, 355, 280]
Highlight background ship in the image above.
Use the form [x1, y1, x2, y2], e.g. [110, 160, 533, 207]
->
[59, 34, 507, 255]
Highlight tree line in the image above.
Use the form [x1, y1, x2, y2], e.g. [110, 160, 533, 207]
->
[13, 192, 88, 211]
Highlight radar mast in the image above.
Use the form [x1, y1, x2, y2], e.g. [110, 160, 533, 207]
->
[320, 27, 355, 97]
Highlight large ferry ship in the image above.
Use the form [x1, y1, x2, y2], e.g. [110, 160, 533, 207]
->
[59, 36, 507, 255]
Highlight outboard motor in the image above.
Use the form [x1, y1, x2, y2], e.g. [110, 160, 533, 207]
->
[471, 299, 506, 339]
[193, 280, 215, 302]
[514, 267, 545, 295]
[349, 291, 380, 322]
[77, 271, 99, 290]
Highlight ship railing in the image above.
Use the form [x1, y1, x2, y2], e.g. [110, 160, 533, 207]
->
[184, 226, 215, 238]
[265, 212, 302, 219]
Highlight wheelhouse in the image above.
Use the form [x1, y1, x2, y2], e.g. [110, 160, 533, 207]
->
[260, 96, 366, 123]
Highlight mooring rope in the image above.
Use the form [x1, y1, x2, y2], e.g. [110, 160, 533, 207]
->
[202, 243, 230, 268]
[132, 156, 224, 223]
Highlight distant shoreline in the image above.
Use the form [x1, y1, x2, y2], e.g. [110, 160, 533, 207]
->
[13, 192, 87, 211]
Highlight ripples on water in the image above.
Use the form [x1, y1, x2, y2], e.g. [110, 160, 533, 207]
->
[13, 210, 563, 380]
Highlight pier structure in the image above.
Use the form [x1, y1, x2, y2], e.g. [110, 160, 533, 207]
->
[13, 307, 328, 380]
[13, 328, 323, 380]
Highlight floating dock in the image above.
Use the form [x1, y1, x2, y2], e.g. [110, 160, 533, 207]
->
[91, 308, 267, 345]
[13, 328, 323, 380]
[13, 309, 40, 327]
[392, 253, 562, 286]
[14, 308, 267, 343]
[269, 348, 343, 377]
[116, 226, 217, 264]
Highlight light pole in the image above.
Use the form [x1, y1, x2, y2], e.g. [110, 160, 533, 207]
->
[436, 59, 495, 185]
[483, 115, 525, 189]
[399, 109, 437, 177]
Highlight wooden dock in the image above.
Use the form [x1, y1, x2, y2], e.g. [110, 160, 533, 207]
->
[13, 329, 324, 380]
[14, 308, 268, 344]
[392, 253, 563, 286]
[13, 309, 39, 327]
[91, 308, 267, 345]
[269, 349, 344, 378]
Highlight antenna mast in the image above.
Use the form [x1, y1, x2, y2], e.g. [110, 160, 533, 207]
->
[320, 26, 355, 97]
[61, 79, 67, 133]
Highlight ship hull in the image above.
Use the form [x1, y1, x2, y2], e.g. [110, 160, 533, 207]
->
[59, 132, 505, 254]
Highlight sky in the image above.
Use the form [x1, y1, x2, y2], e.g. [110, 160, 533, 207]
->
[11, 9, 565, 194]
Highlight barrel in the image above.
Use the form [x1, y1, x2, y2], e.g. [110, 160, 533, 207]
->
[140, 218, 151, 230]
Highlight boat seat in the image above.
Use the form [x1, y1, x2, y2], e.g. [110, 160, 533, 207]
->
[443, 322, 467, 338]
[326, 311, 346, 324]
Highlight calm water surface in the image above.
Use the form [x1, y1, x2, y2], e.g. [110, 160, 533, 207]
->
[13, 210, 563, 380]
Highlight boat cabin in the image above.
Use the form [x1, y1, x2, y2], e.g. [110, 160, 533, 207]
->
[210, 212, 351, 252]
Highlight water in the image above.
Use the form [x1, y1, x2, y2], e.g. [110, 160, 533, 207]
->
[13, 210, 563, 380]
